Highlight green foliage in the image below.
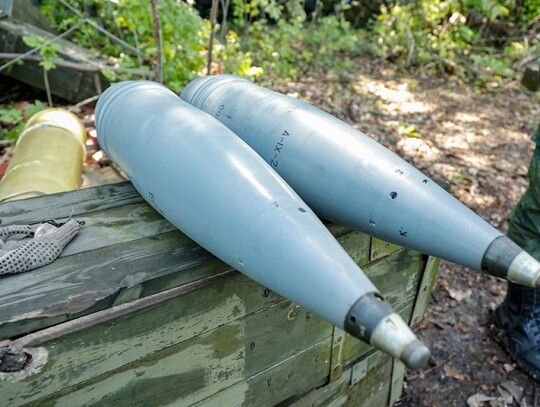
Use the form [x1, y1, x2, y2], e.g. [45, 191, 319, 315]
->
[0, 107, 22, 126]
[231, 0, 285, 25]
[520, 0, 540, 24]
[41, 0, 210, 92]
[0, 101, 45, 140]
[368, 0, 540, 82]
[240, 15, 361, 82]
[22, 36, 61, 71]
[226, 0, 361, 81]
[26, 100, 46, 118]
[39, 0, 364, 88]
[215, 31, 263, 78]
[0, 106, 24, 141]
[37, 0, 537, 89]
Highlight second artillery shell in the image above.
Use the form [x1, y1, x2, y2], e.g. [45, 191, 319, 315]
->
[181, 75, 540, 288]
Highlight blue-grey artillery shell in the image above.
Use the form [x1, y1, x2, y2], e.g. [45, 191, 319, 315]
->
[181, 75, 540, 288]
[95, 81, 430, 369]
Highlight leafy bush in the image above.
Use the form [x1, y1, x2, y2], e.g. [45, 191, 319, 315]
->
[37, 0, 538, 90]
[239, 15, 362, 82]
[0, 101, 45, 140]
[38, 0, 363, 88]
[368, 0, 540, 82]
[41, 0, 211, 91]
[22, 36, 61, 71]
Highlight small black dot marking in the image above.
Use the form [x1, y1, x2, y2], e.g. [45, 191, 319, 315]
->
[390, 191, 398, 199]
[298, 207, 306, 213]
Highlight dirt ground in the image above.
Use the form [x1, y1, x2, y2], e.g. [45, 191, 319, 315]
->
[2, 55, 539, 406]
[273, 60, 540, 407]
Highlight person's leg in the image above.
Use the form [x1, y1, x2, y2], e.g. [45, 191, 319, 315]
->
[493, 126, 540, 380]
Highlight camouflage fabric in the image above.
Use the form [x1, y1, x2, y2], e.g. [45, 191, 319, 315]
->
[492, 124, 540, 381]
[507, 124, 540, 258]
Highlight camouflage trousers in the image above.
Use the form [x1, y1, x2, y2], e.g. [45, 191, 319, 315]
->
[507, 125, 540, 258]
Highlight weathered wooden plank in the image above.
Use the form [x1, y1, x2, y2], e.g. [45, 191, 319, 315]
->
[288, 351, 393, 407]
[346, 353, 393, 407]
[335, 230, 371, 266]
[0, 182, 142, 226]
[3, 197, 364, 262]
[0, 230, 224, 340]
[365, 248, 424, 312]
[389, 360, 406, 405]
[5, 295, 331, 406]
[191, 339, 332, 407]
[60, 201, 178, 257]
[370, 237, 401, 262]
[410, 256, 440, 327]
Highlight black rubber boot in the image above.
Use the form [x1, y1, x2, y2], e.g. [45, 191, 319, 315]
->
[493, 282, 540, 380]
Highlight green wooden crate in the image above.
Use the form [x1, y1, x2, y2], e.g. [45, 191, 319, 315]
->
[0, 182, 439, 406]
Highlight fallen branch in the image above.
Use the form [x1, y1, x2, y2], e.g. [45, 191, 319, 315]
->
[69, 95, 100, 111]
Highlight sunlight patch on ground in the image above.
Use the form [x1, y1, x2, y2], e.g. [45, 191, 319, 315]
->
[457, 152, 494, 169]
[440, 133, 483, 150]
[432, 162, 463, 180]
[436, 88, 471, 104]
[454, 112, 481, 123]
[462, 188, 499, 208]
[353, 75, 434, 114]
[397, 136, 441, 161]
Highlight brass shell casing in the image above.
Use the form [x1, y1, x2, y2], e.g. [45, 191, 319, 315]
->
[0, 108, 87, 202]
